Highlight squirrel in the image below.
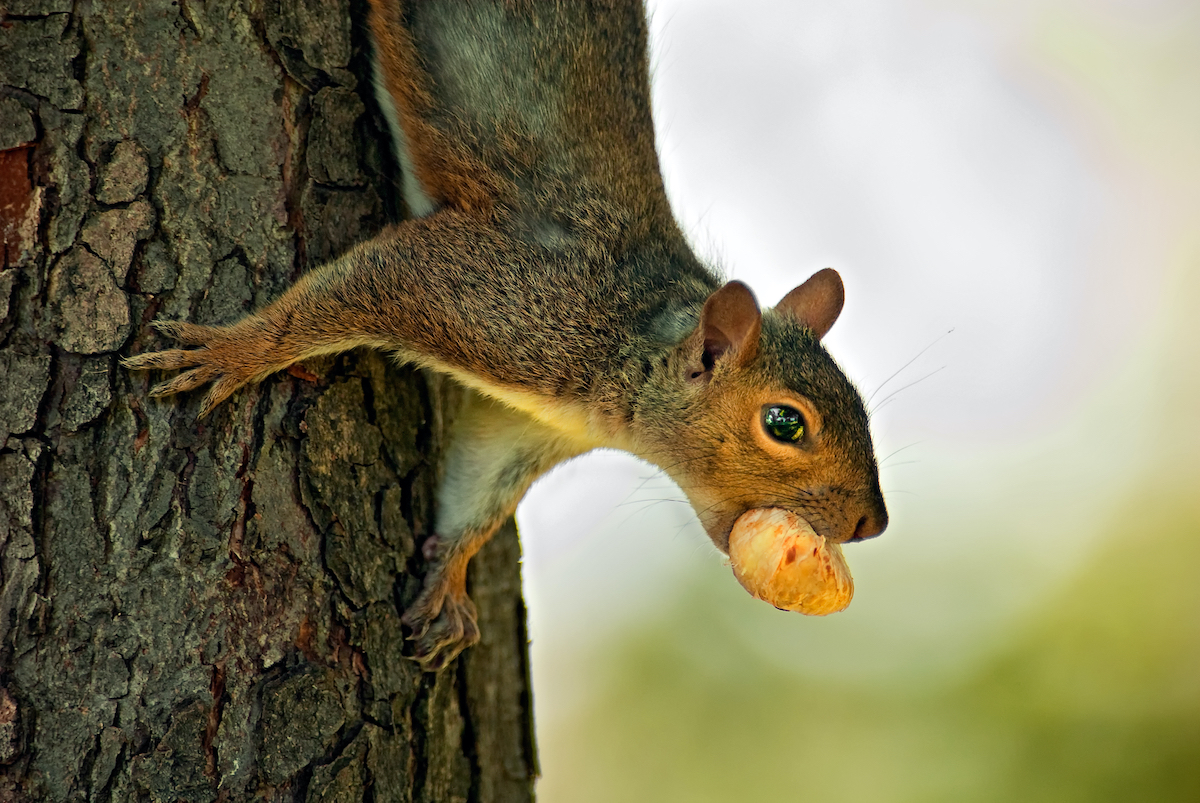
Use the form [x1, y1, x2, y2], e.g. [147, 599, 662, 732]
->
[123, 0, 888, 671]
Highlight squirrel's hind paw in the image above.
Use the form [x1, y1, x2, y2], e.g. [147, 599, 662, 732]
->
[403, 584, 481, 672]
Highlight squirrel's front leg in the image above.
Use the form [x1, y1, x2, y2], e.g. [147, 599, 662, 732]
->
[405, 392, 580, 671]
[122, 239, 402, 417]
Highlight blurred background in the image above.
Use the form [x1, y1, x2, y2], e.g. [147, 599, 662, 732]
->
[517, 0, 1200, 799]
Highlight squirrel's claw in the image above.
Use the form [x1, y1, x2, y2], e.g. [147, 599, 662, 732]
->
[406, 593, 480, 672]
[402, 552, 481, 671]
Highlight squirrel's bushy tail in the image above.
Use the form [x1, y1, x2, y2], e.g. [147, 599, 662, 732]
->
[368, 0, 502, 216]
[367, 0, 669, 222]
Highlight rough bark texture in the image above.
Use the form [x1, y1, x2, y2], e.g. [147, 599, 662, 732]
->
[0, 1, 538, 801]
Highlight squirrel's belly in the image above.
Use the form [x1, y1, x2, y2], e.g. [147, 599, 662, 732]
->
[437, 364, 621, 450]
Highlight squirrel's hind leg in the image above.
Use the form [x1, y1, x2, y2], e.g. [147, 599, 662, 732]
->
[404, 391, 580, 671]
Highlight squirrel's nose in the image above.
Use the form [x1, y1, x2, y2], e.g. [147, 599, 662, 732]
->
[849, 499, 888, 542]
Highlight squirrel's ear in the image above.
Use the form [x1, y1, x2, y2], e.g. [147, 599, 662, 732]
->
[775, 268, 844, 339]
[690, 281, 761, 381]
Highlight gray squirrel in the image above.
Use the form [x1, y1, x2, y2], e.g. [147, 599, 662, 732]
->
[124, 0, 888, 670]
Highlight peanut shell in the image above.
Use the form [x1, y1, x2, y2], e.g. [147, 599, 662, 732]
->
[728, 507, 853, 615]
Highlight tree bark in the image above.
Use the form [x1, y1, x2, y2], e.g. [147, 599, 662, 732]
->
[0, 1, 537, 801]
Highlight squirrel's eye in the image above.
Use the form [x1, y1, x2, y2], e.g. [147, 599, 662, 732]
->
[763, 405, 805, 443]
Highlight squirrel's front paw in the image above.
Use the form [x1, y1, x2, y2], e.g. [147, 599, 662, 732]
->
[122, 320, 261, 417]
[402, 556, 481, 671]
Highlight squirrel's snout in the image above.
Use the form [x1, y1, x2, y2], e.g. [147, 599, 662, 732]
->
[848, 502, 888, 542]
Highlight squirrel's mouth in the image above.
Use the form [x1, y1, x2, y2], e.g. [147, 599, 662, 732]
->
[703, 505, 829, 556]
[700, 507, 752, 555]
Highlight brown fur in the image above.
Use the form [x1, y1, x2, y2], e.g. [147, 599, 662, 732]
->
[124, 0, 888, 670]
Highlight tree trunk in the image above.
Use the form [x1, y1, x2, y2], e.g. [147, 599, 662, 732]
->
[0, 1, 537, 801]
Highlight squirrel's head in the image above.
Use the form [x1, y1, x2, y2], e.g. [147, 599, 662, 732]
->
[632, 269, 888, 554]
